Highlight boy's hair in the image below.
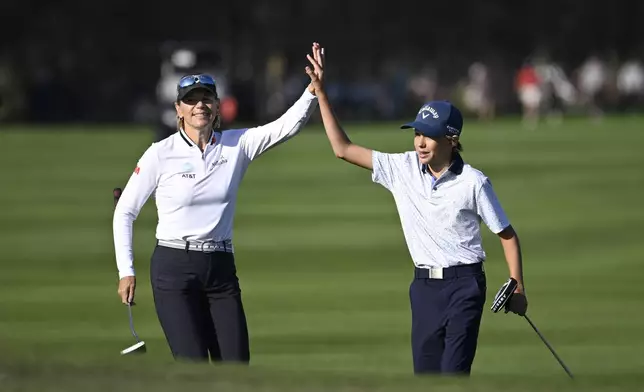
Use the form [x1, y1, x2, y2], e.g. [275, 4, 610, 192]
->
[447, 136, 463, 152]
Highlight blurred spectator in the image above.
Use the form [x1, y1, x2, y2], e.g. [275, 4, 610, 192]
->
[156, 47, 198, 141]
[461, 62, 495, 121]
[407, 65, 438, 106]
[515, 60, 542, 129]
[602, 50, 623, 111]
[155, 44, 235, 142]
[534, 55, 577, 126]
[576, 55, 607, 120]
[616, 58, 644, 112]
[0, 56, 26, 122]
[263, 52, 287, 120]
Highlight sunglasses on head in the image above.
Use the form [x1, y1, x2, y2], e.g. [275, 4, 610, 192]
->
[178, 74, 216, 88]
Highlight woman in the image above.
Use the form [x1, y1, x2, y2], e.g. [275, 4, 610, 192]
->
[304, 46, 527, 375]
[113, 45, 323, 362]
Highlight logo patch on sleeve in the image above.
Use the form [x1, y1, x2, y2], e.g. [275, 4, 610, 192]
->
[134, 166, 140, 174]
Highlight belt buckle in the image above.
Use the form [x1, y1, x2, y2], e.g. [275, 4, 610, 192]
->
[200, 240, 217, 253]
[429, 268, 443, 279]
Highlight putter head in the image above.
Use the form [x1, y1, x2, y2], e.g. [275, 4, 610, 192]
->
[120, 340, 146, 355]
[491, 277, 518, 313]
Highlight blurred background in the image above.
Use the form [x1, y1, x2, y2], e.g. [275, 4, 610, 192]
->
[1, 0, 643, 130]
[1, 1, 644, 391]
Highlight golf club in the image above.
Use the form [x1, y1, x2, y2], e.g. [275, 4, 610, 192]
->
[523, 314, 573, 379]
[120, 302, 146, 355]
[492, 278, 573, 379]
[113, 186, 147, 355]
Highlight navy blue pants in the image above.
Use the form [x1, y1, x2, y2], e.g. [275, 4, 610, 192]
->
[150, 245, 250, 363]
[409, 263, 486, 375]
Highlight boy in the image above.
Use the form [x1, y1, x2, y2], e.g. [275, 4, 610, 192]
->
[305, 45, 527, 375]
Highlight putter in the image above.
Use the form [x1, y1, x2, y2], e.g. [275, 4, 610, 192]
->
[523, 313, 573, 378]
[492, 278, 573, 379]
[113, 187, 147, 355]
[120, 302, 146, 355]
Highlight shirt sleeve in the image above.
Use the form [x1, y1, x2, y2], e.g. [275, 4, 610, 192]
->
[371, 151, 405, 192]
[239, 89, 318, 161]
[113, 144, 160, 278]
[476, 178, 510, 234]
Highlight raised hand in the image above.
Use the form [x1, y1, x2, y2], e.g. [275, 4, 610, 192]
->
[306, 42, 325, 95]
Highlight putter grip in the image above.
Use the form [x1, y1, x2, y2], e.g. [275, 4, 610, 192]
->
[491, 277, 518, 313]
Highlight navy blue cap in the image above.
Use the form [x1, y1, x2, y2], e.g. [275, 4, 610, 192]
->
[401, 101, 463, 138]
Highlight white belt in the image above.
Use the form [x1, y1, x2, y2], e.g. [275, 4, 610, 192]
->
[157, 239, 234, 253]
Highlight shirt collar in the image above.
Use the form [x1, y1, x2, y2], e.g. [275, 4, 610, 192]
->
[178, 128, 216, 147]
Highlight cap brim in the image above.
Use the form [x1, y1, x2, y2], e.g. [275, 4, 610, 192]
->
[400, 121, 447, 138]
[177, 83, 217, 101]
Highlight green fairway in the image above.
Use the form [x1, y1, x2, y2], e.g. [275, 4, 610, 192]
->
[1, 116, 644, 391]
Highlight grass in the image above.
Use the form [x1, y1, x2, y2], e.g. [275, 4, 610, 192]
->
[1, 115, 643, 391]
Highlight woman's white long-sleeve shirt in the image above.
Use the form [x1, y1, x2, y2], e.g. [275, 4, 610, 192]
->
[113, 90, 318, 278]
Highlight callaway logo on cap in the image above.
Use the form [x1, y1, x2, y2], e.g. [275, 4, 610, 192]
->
[419, 105, 440, 119]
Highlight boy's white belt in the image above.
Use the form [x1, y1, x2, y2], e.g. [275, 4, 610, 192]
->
[157, 239, 234, 253]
